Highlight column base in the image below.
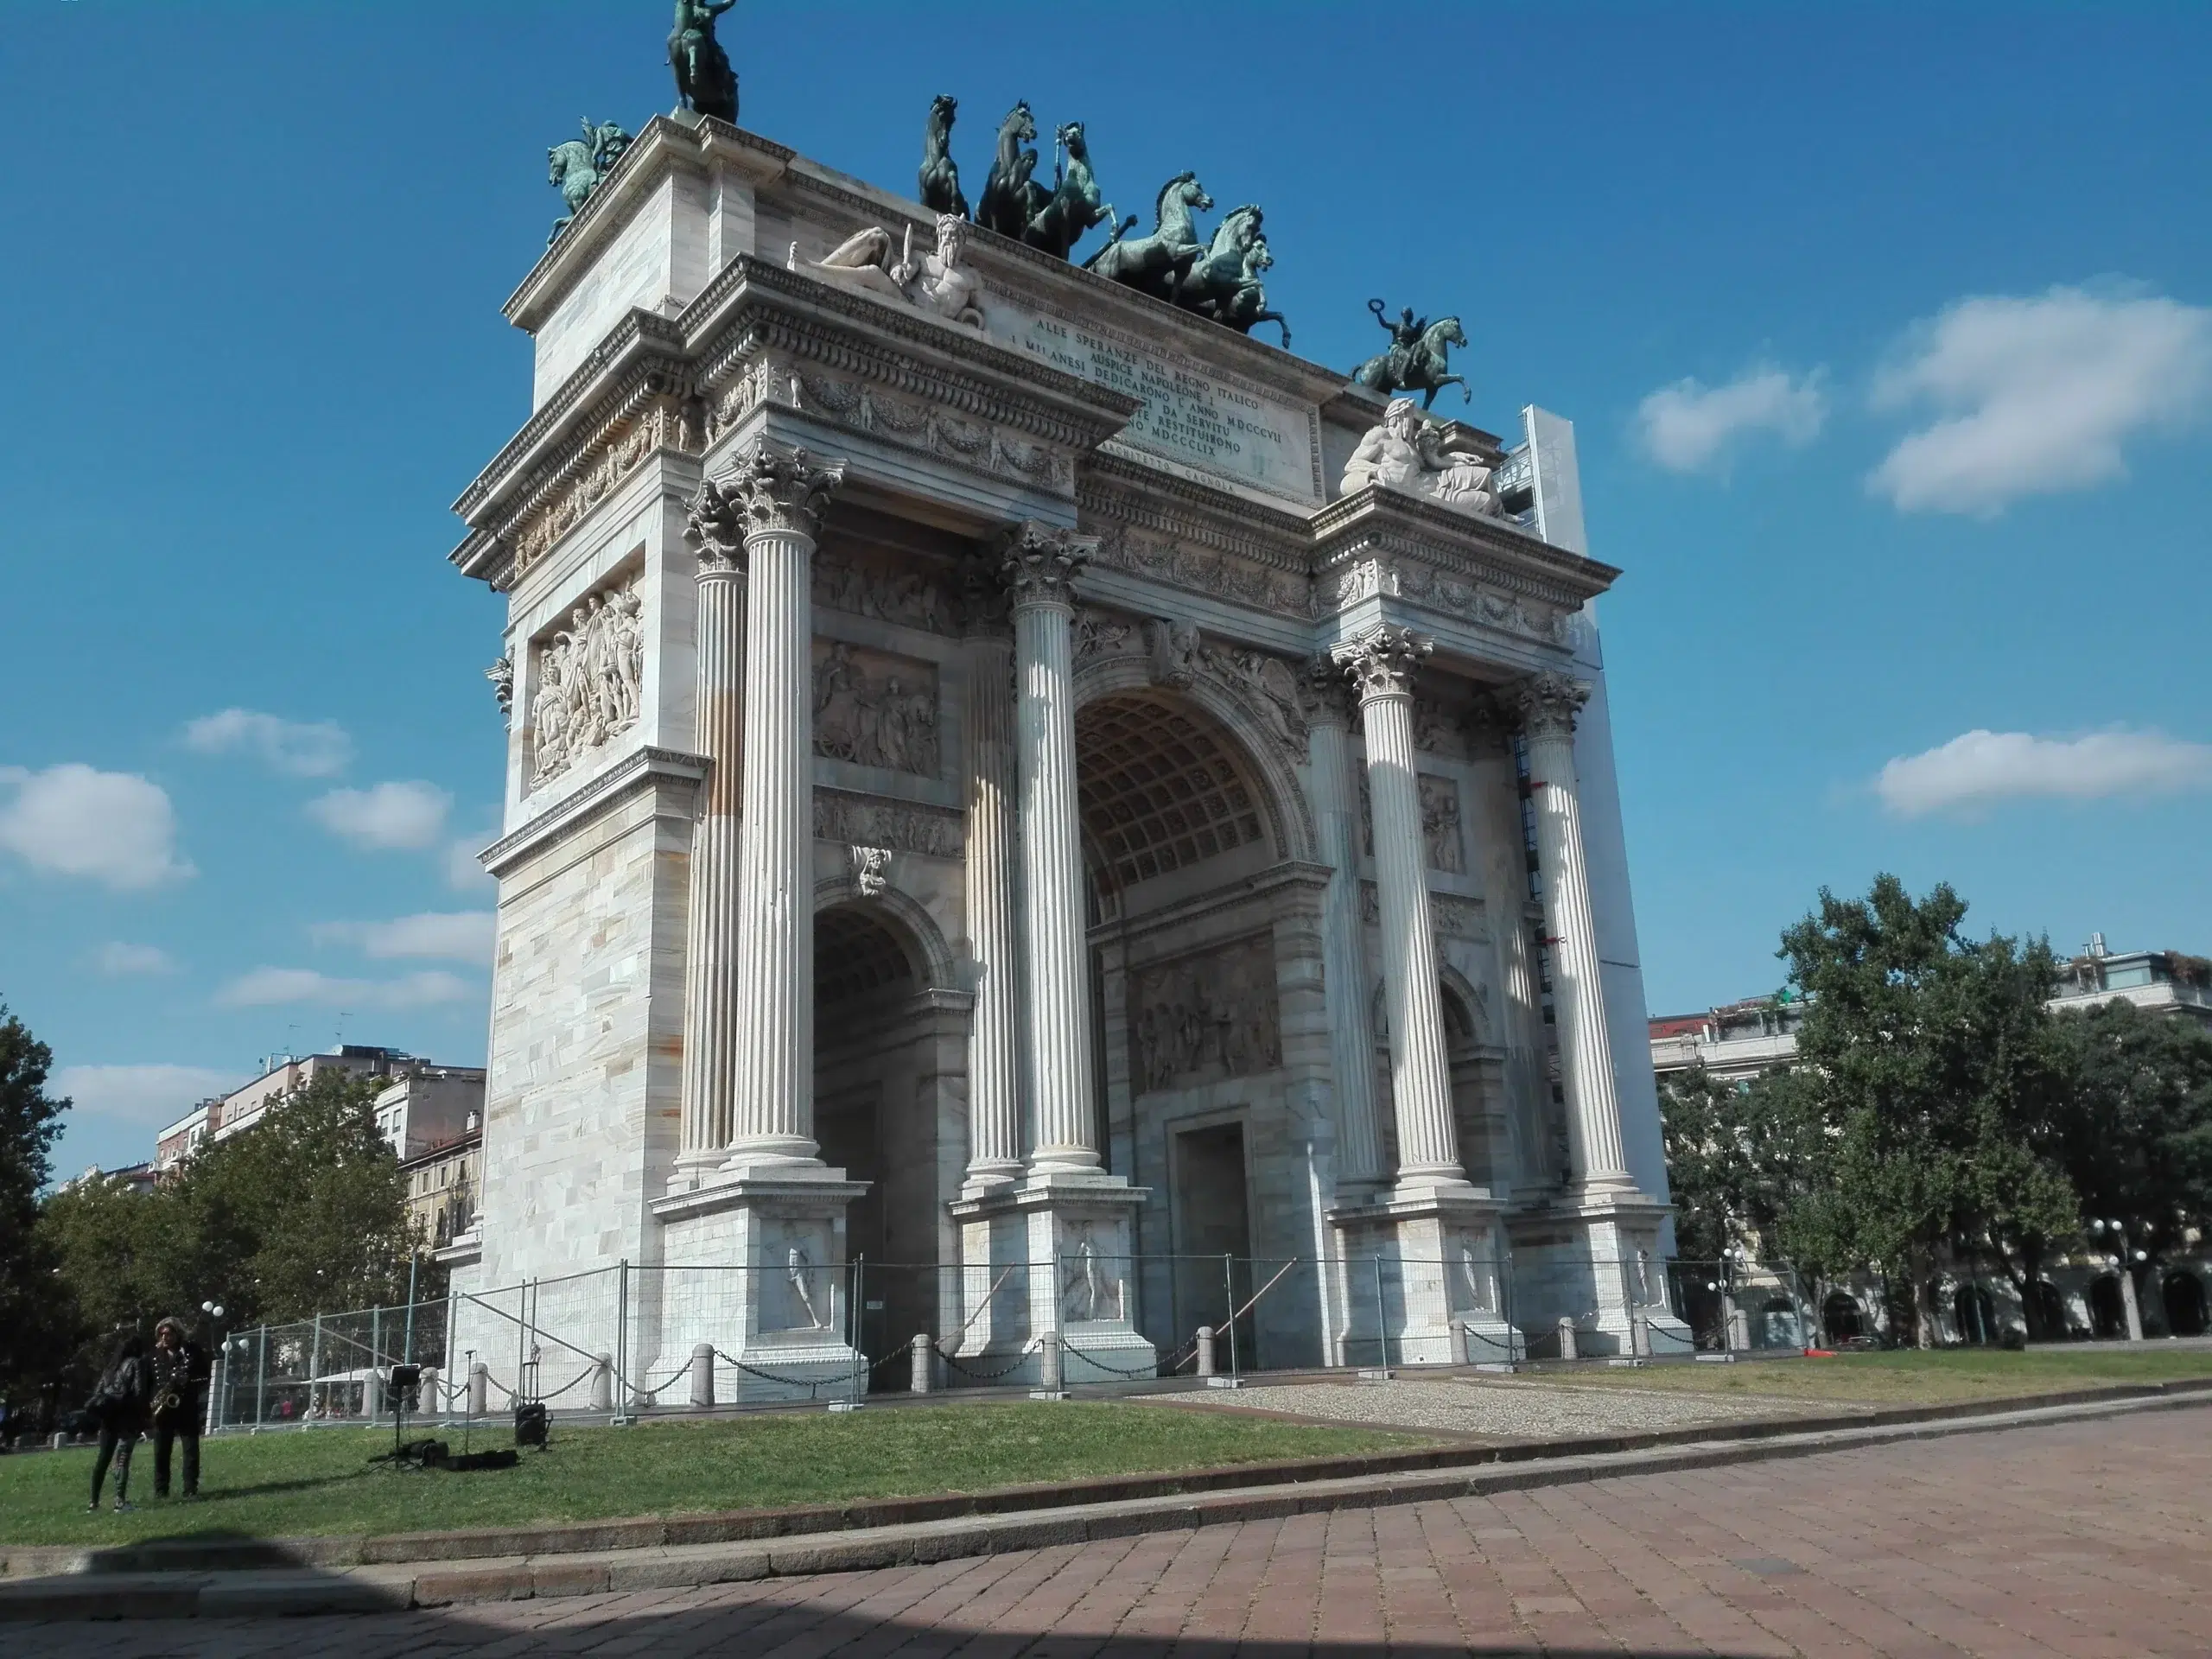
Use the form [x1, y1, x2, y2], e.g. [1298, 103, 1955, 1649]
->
[948, 1173, 1154, 1389]
[651, 1171, 871, 1402]
[1506, 1187, 1689, 1358]
[1330, 1185, 1510, 1368]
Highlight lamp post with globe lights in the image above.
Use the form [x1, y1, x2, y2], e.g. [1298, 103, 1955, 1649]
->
[2088, 1219, 2145, 1342]
[199, 1301, 226, 1431]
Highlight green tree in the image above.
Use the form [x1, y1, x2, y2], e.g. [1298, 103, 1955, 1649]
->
[2046, 998, 2212, 1300]
[1777, 875, 2075, 1345]
[177, 1070, 420, 1324]
[40, 1070, 422, 1348]
[1656, 1064, 1822, 1264]
[0, 1001, 73, 1394]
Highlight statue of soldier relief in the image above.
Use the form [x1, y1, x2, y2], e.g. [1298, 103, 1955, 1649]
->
[668, 0, 738, 124]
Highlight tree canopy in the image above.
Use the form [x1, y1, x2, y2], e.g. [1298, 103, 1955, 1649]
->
[0, 1001, 71, 1395]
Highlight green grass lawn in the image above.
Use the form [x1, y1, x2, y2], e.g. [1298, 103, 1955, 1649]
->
[1545, 1344, 2212, 1405]
[0, 1402, 1431, 1550]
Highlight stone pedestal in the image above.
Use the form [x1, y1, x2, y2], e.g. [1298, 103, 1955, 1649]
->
[1332, 1188, 1513, 1367]
[950, 1179, 1154, 1390]
[1509, 1193, 1688, 1358]
[652, 1174, 870, 1402]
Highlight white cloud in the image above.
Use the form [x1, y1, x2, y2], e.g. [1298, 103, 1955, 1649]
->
[1636, 365, 1827, 473]
[54, 1063, 242, 1129]
[1869, 284, 2212, 513]
[92, 942, 175, 976]
[1876, 728, 2212, 818]
[213, 967, 480, 1010]
[182, 709, 352, 778]
[0, 764, 193, 889]
[313, 912, 495, 964]
[443, 833, 493, 892]
[306, 781, 451, 851]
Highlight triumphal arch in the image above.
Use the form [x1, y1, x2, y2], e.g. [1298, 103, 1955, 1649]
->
[441, 100, 1683, 1395]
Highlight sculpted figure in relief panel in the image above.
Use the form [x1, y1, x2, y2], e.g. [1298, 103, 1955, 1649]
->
[530, 579, 645, 786]
[812, 643, 941, 777]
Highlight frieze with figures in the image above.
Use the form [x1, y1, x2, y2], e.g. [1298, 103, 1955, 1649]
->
[812, 643, 941, 778]
[1086, 522, 1311, 620]
[1320, 553, 1574, 645]
[1072, 607, 1308, 761]
[1127, 935, 1282, 1095]
[511, 401, 694, 582]
[812, 788, 963, 859]
[528, 575, 646, 787]
[1359, 881, 1485, 941]
[814, 543, 959, 636]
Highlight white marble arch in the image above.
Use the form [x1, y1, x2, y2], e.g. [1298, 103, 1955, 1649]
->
[1070, 655, 1320, 872]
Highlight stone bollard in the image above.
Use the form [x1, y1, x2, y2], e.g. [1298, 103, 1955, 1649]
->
[1630, 1312, 1650, 1357]
[689, 1342, 715, 1409]
[1036, 1335, 1063, 1395]
[50, 1431, 66, 1451]
[589, 1352, 613, 1412]
[419, 1366, 441, 1415]
[1726, 1306, 1751, 1352]
[909, 1333, 932, 1393]
[467, 1361, 489, 1415]
[1556, 1316, 1579, 1362]
[1448, 1318, 1470, 1366]
[365, 1368, 385, 1418]
[1195, 1325, 1216, 1378]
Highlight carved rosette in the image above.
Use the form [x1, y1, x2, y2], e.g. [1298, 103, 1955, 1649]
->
[1332, 624, 1433, 704]
[1510, 670, 1592, 741]
[721, 442, 847, 541]
[683, 478, 747, 575]
[999, 520, 1093, 613]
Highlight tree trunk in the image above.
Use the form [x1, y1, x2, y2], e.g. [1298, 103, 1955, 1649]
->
[1914, 1272, 1939, 1349]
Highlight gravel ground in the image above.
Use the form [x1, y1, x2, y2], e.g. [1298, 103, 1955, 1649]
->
[1154, 1374, 1841, 1439]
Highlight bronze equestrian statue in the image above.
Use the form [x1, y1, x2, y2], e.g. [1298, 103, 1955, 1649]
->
[669, 0, 739, 124]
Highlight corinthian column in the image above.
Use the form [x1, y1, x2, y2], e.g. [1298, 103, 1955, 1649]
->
[1513, 671, 1632, 1192]
[1004, 522, 1101, 1177]
[960, 559, 1023, 1192]
[721, 443, 845, 1173]
[1300, 661, 1385, 1192]
[675, 480, 747, 1181]
[1332, 625, 1466, 1192]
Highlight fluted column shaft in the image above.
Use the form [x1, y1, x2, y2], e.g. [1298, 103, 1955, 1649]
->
[961, 578, 1024, 1191]
[1007, 524, 1100, 1176]
[1335, 626, 1465, 1189]
[1300, 665, 1386, 1191]
[721, 445, 844, 1171]
[677, 484, 747, 1174]
[1516, 671, 1631, 1190]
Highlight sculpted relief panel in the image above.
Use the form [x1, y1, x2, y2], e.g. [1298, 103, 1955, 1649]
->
[814, 542, 958, 636]
[1128, 935, 1283, 1096]
[813, 642, 941, 777]
[529, 575, 645, 787]
[1419, 774, 1465, 873]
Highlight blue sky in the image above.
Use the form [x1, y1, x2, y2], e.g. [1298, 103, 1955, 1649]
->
[5, 3, 2209, 1179]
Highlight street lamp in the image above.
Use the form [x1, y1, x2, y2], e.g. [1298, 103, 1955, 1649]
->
[200, 1300, 226, 1430]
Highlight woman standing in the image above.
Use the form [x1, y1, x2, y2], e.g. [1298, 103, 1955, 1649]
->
[86, 1332, 151, 1513]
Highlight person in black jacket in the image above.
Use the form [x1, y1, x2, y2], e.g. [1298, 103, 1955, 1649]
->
[149, 1317, 208, 1499]
[87, 1332, 151, 1512]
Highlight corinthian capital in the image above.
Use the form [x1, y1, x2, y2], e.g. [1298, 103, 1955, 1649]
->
[1331, 624, 1433, 702]
[999, 520, 1094, 610]
[1296, 655, 1357, 727]
[683, 478, 747, 574]
[1510, 670, 1592, 740]
[719, 442, 846, 540]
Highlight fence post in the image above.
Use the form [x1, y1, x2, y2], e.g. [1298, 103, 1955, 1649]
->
[1372, 1257, 1389, 1371]
[1196, 1325, 1216, 1378]
[255, 1325, 267, 1428]
[616, 1259, 630, 1411]
[371, 1305, 382, 1377]
[689, 1342, 715, 1409]
[404, 1250, 420, 1364]
[852, 1259, 867, 1409]
[1223, 1255, 1240, 1381]
[909, 1332, 931, 1394]
[308, 1313, 323, 1421]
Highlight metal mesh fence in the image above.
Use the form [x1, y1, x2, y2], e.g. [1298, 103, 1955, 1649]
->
[197, 1248, 1762, 1429]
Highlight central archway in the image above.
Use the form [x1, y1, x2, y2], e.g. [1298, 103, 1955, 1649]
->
[1072, 686, 1319, 1367]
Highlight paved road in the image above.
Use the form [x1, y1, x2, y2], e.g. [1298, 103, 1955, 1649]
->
[20, 1405, 2208, 1657]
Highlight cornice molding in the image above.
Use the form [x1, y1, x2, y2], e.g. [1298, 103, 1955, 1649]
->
[481, 747, 709, 879]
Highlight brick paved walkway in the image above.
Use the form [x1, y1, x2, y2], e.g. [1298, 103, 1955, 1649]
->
[16, 1405, 2207, 1657]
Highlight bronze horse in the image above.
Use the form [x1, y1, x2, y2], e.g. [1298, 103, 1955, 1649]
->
[918, 93, 967, 220]
[977, 101, 1049, 241]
